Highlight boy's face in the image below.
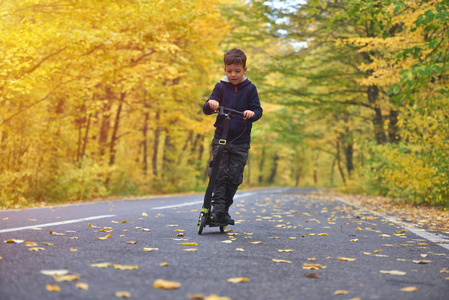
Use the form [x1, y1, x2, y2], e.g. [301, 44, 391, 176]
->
[224, 64, 247, 85]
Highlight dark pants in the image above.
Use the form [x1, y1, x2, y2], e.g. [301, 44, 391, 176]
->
[209, 138, 250, 214]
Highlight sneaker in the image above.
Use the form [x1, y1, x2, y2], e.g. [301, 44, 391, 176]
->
[223, 213, 235, 225]
[211, 211, 225, 224]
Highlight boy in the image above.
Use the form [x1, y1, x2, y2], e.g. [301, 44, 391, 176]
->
[202, 48, 263, 225]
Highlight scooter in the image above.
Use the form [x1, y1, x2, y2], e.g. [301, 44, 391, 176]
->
[197, 106, 245, 235]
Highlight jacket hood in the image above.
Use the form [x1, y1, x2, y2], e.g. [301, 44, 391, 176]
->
[221, 76, 248, 85]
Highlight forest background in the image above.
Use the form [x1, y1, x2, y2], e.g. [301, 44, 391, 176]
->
[0, 0, 447, 209]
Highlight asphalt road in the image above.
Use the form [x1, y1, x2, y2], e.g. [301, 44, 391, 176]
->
[0, 188, 448, 300]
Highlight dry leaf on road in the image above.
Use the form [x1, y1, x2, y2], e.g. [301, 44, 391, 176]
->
[115, 291, 131, 298]
[153, 279, 181, 289]
[226, 277, 250, 283]
[46, 284, 61, 292]
[400, 286, 419, 292]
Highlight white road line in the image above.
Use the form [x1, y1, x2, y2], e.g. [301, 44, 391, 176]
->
[0, 215, 116, 234]
[334, 197, 449, 251]
[151, 201, 203, 210]
[151, 191, 260, 210]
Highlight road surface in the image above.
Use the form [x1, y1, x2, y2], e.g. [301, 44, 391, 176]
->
[1, 188, 448, 299]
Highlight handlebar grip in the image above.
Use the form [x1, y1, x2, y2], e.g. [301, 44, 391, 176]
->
[219, 106, 245, 117]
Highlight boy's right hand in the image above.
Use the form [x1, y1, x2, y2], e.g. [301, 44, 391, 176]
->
[208, 100, 219, 111]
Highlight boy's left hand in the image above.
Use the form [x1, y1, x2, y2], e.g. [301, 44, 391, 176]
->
[243, 110, 255, 120]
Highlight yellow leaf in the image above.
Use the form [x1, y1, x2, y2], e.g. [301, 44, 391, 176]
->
[412, 260, 431, 264]
[160, 262, 169, 266]
[380, 270, 406, 275]
[53, 275, 80, 282]
[46, 284, 61, 292]
[70, 248, 77, 252]
[272, 259, 292, 263]
[142, 212, 148, 216]
[307, 258, 316, 261]
[113, 264, 138, 270]
[183, 248, 198, 252]
[318, 233, 328, 236]
[76, 283, 89, 290]
[143, 248, 159, 252]
[204, 294, 232, 300]
[356, 227, 363, 231]
[127, 241, 137, 244]
[236, 248, 245, 252]
[303, 263, 325, 270]
[5, 239, 24, 244]
[338, 257, 356, 262]
[40, 270, 69, 276]
[178, 242, 197, 246]
[29, 247, 45, 252]
[374, 250, 382, 253]
[226, 277, 250, 283]
[334, 290, 348, 295]
[250, 241, 262, 244]
[25, 241, 38, 246]
[153, 279, 181, 289]
[363, 252, 371, 255]
[90, 263, 112, 268]
[115, 291, 131, 298]
[400, 286, 419, 292]
[96, 234, 111, 240]
[278, 249, 293, 252]
[305, 273, 320, 279]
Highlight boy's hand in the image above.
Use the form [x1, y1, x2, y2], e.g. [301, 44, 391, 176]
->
[244, 110, 255, 120]
[208, 100, 219, 111]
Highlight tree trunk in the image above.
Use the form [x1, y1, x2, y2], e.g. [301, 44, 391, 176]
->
[152, 110, 160, 176]
[98, 89, 113, 157]
[108, 94, 124, 167]
[268, 154, 279, 183]
[367, 85, 387, 144]
[336, 141, 347, 185]
[388, 108, 401, 143]
[142, 111, 149, 176]
[258, 147, 265, 184]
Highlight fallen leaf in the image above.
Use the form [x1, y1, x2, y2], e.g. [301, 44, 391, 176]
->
[90, 262, 112, 268]
[307, 258, 316, 261]
[113, 264, 138, 270]
[400, 286, 419, 292]
[153, 279, 181, 289]
[46, 284, 61, 292]
[278, 249, 293, 252]
[305, 273, 320, 279]
[5, 239, 25, 244]
[226, 277, 250, 283]
[40, 270, 69, 276]
[334, 290, 348, 295]
[318, 233, 328, 236]
[374, 250, 382, 253]
[141, 228, 151, 232]
[380, 270, 406, 275]
[338, 257, 356, 262]
[76, 283, 89, 290]
[127, 241, 137, 245]
[221, 240, 232, 244]
[188, 294, 205, 299]
[236, 248, 245, 252]
[183, 248, 198, 252]
[115, 291, 131, 298]
[70, 248, 77, 252]
[412, 260, 431, 264]
[204, 294, 232, 300]
[70, 237, 79, 240]
[350, 239, 358, 242]
[143, 248, 159, 252]
[53, 274, 80, 282]
[272, 259, 292, 263]
[29, 247, 45, 252]
[250, 241, 262, 244]
[96, 234, 112, 240]
[142, 212, 148, 217]
[25, 241, 38, 247]
[28, 219, 37, 221]
[178, 242, 197, 246]
[49, 231, 65, 236]
[303, 263, 325, 270]
[160, 262, 169, 266]
[43, 242, 53, 246]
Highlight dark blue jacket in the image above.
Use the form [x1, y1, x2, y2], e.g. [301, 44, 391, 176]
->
[203, 77, 263, 144]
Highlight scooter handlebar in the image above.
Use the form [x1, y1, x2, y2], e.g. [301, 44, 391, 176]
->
[217, 106, 245, 117]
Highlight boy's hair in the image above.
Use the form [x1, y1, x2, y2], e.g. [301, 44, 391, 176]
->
[224, 48, 247, 68]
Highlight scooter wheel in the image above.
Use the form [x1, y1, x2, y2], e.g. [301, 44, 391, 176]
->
[220, 226, 226, 233]
[198, 215, 206, 235]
